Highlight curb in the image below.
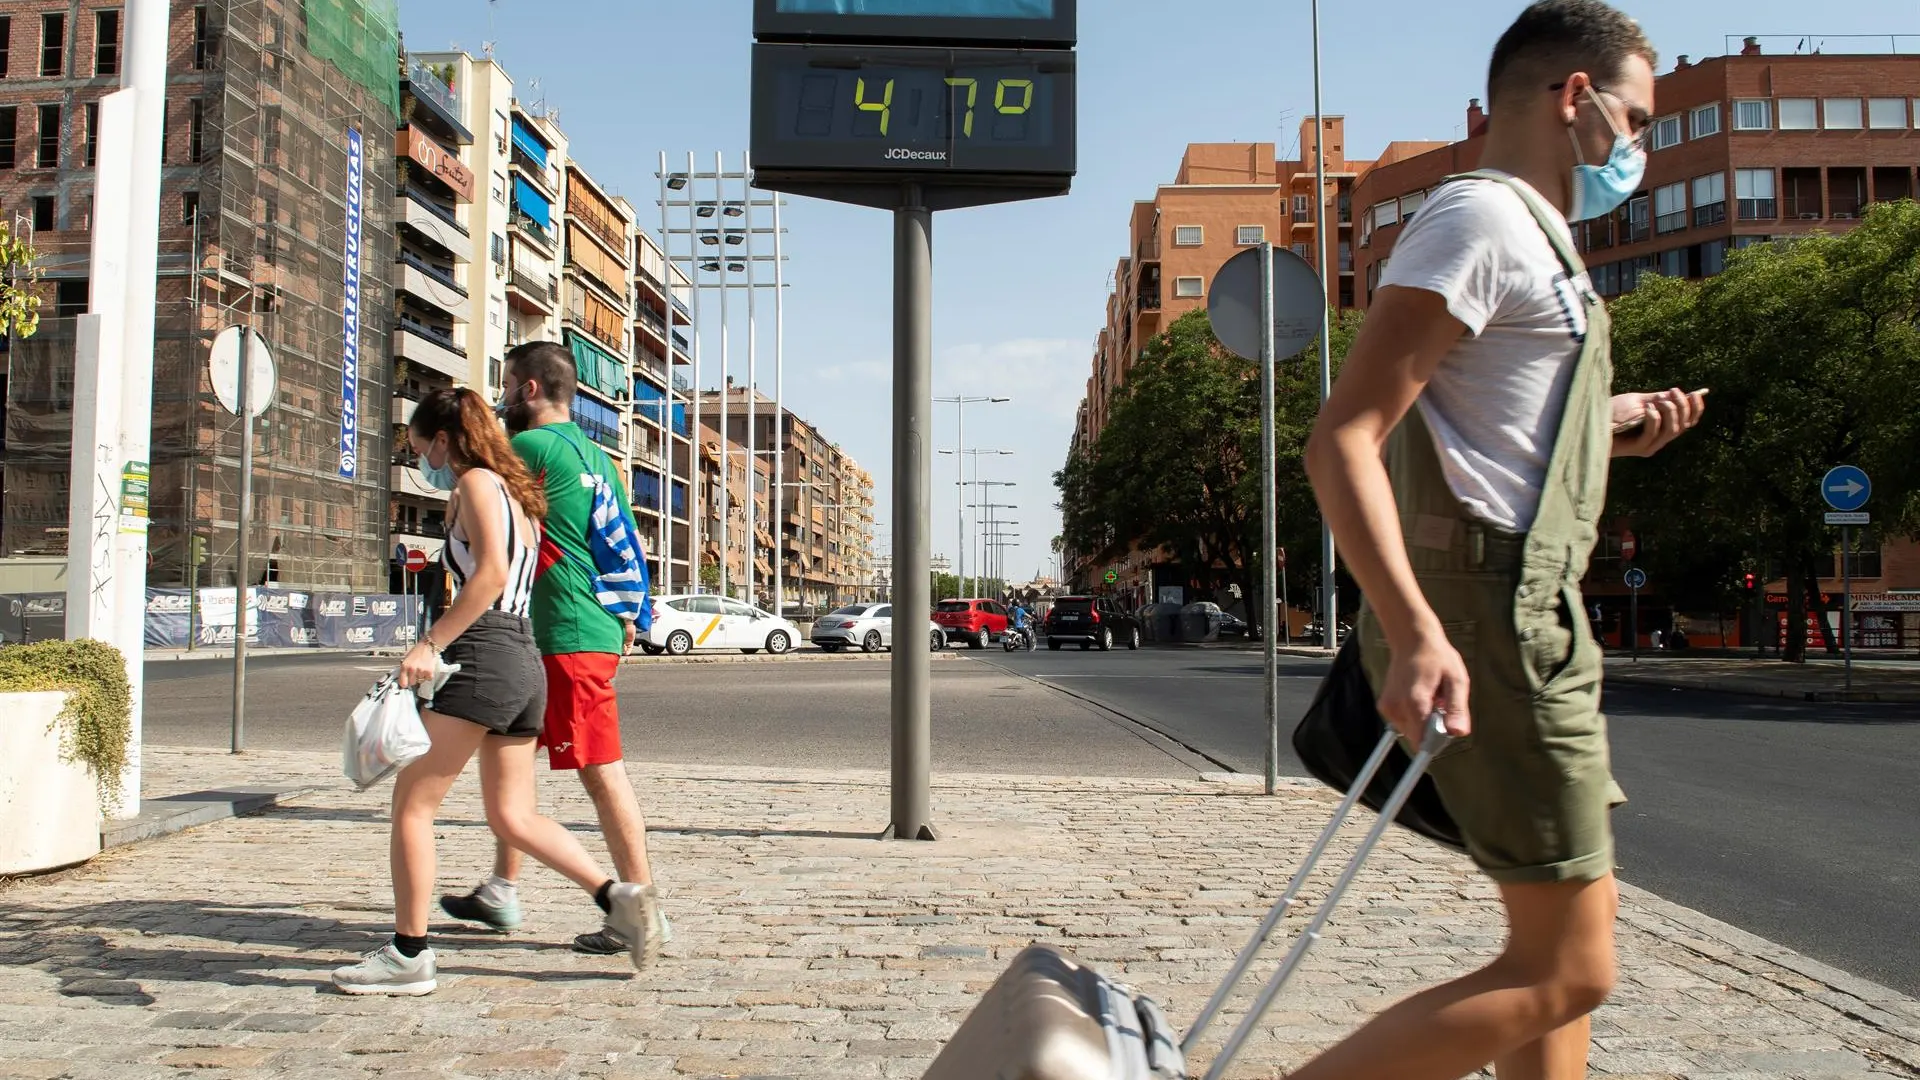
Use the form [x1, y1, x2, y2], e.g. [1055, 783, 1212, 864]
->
[144, 648, 401, 663]
[623, 650, 968, 666]
[101, 785, 317, 850]
[1607, 671, 1920, 704]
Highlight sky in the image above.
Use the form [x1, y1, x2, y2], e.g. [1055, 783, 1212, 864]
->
[395, 0, 1918, 584]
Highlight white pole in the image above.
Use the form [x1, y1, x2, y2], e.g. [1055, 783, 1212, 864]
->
[744, 153, 758, 606]
[1311, 0, 1338, 650]
[686, 151, 703, 592]
[715, 152, 731, 599]
[655, 151, 672, 597]
[955, 405, 966, 599]
[772, 193, 785, 616]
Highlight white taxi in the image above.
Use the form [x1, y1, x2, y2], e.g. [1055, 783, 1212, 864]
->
[640, 594, 803, 656]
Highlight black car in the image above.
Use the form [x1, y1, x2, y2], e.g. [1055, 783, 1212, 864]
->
[1045, 596, 1143, 651]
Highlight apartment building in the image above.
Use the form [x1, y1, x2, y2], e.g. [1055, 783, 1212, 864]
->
[556, 156, 631, 478]
[696, 411, 772, 601]
[1078, 120, 1389, 447]
[0, 0, 401, 590]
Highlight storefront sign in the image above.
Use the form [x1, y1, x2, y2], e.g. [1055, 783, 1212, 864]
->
[399, 125, 475, 201]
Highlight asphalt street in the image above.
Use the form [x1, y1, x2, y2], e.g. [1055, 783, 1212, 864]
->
[144, 644, 1920, 996]
[985, 644, 1920, 997]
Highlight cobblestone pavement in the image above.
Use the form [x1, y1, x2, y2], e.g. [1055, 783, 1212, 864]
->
[3, 747, 1917, 1079]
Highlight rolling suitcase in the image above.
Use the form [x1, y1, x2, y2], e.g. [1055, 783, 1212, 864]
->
[924, 715, 1452, 1080]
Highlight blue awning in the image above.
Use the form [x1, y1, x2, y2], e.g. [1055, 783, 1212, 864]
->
[511, 177, 552, 229]
[510, 117, 549, 167]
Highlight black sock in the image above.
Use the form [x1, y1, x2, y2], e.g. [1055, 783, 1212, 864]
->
[594, 880, 615, 914]
[391, 933, 428, 959]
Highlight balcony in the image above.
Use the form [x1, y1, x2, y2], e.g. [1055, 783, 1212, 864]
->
[395, 319, 468, 380]
[391, 393, 418, 427]
[392, 464, 449, 503]
[506, 265, 558, 314]
[396, 252, 469, 319]
[567, 198, 630, 264]
[510, 143, 560, 197]
[509, 211, 556, 254]
[1737, 198, 1777, 222]
[399, 188, 473, 263]
[1693, 201, 1727, 228]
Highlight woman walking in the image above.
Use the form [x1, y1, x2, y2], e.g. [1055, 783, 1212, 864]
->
[332, 388, 654, 995]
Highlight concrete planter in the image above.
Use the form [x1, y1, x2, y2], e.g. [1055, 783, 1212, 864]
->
[0, 691, 102, 875]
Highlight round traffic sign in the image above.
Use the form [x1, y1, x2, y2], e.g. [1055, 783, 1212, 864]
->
[405, 548, 429, 573]
[1206, 245, 1326, 363]
[1620, 530, 1637, 560]
[1821, 466, 1871, 512]
[1624, 568, 1648, 590]
[1103, 569, 1118, 584]
[208, 326, 276, 417]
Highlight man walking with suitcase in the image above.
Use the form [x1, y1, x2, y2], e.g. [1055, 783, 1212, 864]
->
[440, 341, 671, 968]
[1299, 3, 1704, 1077]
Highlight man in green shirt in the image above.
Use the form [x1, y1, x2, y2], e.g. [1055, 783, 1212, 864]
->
[440, 342, 669, 966]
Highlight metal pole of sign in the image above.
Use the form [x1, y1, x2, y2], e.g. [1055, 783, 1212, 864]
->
[1630, 581, 1640, 663]
[232, 326, 252, 754]
[1258, 242, 1279, 797]
[891, 183, 934, 841]
[1842, 525, 1853, 691]
[1311, 0, 1338, 653]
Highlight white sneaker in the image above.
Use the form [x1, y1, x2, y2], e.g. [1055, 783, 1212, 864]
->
[332, 943, 437, 996]
[603, 883, 663, 972]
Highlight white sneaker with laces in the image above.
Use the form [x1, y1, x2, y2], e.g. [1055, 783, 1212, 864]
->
[603, 883, 663, 972]
[331, 943, 437, 996]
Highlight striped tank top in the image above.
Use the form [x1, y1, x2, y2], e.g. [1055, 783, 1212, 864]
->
[443, 470, 539, 617]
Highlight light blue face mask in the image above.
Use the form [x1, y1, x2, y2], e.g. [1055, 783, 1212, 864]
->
[1567, 88, 1646, 222]
[418, 450, 455, 492]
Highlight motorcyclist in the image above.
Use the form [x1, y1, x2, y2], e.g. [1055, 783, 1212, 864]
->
[1008, 602, 1034, 650]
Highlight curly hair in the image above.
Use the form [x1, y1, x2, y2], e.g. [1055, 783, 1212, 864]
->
[408, 387, 548, 521]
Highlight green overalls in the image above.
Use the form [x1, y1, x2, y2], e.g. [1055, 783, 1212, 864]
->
[1358, 170, 1626, 885]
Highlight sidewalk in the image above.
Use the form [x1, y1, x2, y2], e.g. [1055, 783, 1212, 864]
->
[1, 747, 1916, 1079]
[1606, 655, 1920, 703]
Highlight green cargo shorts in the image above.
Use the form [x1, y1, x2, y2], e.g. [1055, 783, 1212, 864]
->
[1359, 565, 1626, 885]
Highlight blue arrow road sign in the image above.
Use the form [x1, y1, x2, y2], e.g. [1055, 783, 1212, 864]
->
[1624, 568, 1647, 590]
[1822, 466, 1871, 512]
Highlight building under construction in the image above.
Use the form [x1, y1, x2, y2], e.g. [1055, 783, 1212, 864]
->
[0, 0, 400, 590]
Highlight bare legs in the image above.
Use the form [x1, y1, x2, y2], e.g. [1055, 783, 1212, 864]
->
[1283, 874, 1619, 1080]
[389, 710, 610, 936]
[493, 759, 654, 887]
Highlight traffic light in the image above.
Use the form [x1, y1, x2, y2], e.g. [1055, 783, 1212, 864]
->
[1743, 572, 1756, 592]
[190, 535, 208, 568]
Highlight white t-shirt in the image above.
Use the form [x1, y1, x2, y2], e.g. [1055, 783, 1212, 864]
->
[1378, 174, 1597, 532]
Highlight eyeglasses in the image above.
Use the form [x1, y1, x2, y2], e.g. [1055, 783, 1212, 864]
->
[1550, 81, 1650, 148]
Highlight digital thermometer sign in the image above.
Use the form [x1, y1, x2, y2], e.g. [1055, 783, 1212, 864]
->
[754, 0, 1075, 47]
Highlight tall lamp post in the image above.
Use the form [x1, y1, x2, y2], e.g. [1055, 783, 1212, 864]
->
[938, 446, 1013, 599]
[935, 396, 1008, 606]
[1310, 0, 1339, 649]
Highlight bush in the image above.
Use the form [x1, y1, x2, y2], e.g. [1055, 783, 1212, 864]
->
[0, 639, 131, 805]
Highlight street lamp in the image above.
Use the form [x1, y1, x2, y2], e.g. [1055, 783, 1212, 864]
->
[935, 395, 1010, 605]
[939, 448, 1014, 599]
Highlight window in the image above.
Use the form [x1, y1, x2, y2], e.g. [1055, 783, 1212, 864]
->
[94, 10, 119, 75]
[188, 98, 203, 162]
[1735, 168, 1776, 220]
[82, 102, 96, 166]
[492, 173, 506, 204]
[0, 16, 10, 76]
[1235, 224, 1264, 246]
[1778, 98, 1817, 130]
[31, 195, 53, 231]
[1823, 98, 1863, 130]
[1290, 241, 1309, 260]
[191, 6, 210, 69]
[1338, 239, 1352, 273]
[1398, 190, 1425, 219]
[180, 190, 198, 223]
[1701, 238, 1727, 277]
[40, 13, 64, 77]
[1691, 173, 1725, 227]
[1657, 247, 1685, 278]
[1173, 225, 1203, 246]
[1653, 182, 1686, 234]
[1292, 194, 1310, 221]
[0, 106, 15, 169]
[35, 103, 58, 167]
[490, 233, 505, 265]
[55, 278, 86, 315]
[1649, 114, 1682, 150]
[1371, 200, 1399, 230]
[1173, 276, 1203, 298]
[1733, 99, 1771, 130]
[1690, 104, 1720, 139]
[1867, 98, 1908, 130]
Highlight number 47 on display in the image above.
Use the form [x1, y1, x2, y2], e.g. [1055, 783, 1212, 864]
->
[853, 76, 1034, 137]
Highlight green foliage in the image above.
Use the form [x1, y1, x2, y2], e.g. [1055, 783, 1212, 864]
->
[699, 560, 722, 589]
[0, 639, 132, 806]
[0, 220, 43, 339]
[1057, 307, 1362, 622]
[1608, 200, 1920, 656]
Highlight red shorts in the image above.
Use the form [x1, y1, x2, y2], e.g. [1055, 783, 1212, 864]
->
[538, 653, 623, 770]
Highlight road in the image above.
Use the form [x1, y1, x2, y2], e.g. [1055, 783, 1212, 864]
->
[985, 644, 1920, 997]
[145, 644, 1920, 995]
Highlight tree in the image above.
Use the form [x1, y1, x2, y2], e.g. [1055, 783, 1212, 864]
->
[0, 221, 41, 338]
[1608, 201, 1920, 661]
[698, 559, 722, 591]
[1056, 308, 1362, 628]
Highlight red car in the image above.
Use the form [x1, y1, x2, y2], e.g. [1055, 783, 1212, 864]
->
[934, 598, 1011, 649]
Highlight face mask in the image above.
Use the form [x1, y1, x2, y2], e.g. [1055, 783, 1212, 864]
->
[1567, 88, 1645, 221]
[418, 444, 455, 491]
[496, 381, 533, 435]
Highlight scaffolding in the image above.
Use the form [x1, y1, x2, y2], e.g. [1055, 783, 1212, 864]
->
[2, 0, 401, 591]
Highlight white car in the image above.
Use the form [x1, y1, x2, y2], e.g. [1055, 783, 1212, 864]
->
[641, 594, 802, 656]
[810, 603, 945, 653]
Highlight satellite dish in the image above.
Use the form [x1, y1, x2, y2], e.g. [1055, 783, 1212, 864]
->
[208, 326, 276, 417]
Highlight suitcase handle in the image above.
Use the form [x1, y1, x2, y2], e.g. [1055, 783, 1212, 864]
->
[1182, 712, 1452, 1076]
